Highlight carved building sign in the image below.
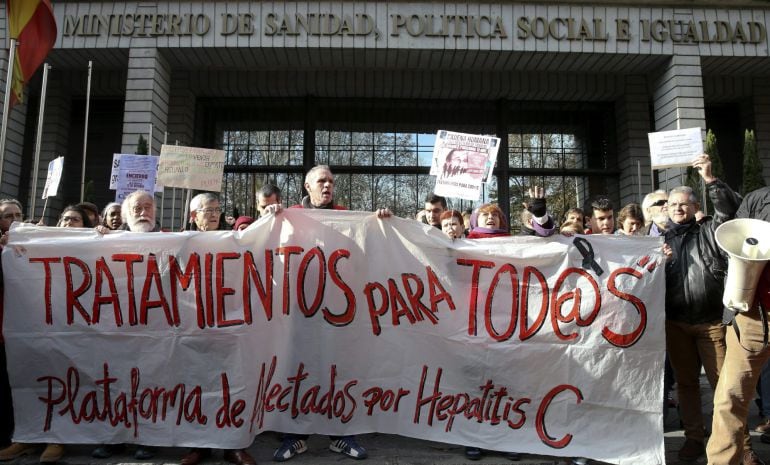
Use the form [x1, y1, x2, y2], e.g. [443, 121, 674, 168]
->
[61, 11, 767, 45]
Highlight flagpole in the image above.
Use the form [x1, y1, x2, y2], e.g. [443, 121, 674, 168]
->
[29, 63, 51, 219]
[0, 38, 18, 190]
[80, 60, 93, 202]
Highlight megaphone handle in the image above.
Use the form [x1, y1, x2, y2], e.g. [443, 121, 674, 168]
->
[730, 303, 770, 353]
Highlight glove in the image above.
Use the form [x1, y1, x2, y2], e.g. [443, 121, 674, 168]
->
[527, 197, 547, 217]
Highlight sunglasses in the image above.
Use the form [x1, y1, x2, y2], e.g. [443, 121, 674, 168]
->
[651, 199, 668, 207]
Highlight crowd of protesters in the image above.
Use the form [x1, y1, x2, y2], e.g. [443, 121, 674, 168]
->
[0, 155, 769, 465]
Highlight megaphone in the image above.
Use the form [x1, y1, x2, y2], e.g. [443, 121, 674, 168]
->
[715, 218, 770, 312]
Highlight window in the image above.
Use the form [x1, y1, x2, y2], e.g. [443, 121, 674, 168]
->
[208, 99, 615, 228]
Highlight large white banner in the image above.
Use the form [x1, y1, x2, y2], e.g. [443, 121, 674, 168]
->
[2, 211, 666, 464]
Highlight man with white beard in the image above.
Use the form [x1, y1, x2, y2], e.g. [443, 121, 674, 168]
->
[94, 191, 159, 234]
[89, 189, 159, 459]
[120, 190, 159, 232]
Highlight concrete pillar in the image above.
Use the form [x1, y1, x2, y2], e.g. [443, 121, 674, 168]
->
[652, 54, 706, 190]
[161, 72, 197, 231]
[615, 75, 652, 206]
[121, 47, 170, 156]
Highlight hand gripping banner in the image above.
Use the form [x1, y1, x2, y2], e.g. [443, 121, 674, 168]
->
[2, 210, 666, 464]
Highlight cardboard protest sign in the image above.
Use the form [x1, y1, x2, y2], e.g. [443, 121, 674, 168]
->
[431, 131, 500, 201]
[157, 144, 225, 191]
[110, 154, 163, 194]
[3, 213, 665, 464]
[41, 157, 64, 199]
[648, 127, 703, 169]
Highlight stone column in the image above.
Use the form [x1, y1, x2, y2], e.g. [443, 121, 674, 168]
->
[652, 54, 706, 190]
[615, 75, 652, 206]
[161, 71, 197, 230]
[121, 47, 170, 156]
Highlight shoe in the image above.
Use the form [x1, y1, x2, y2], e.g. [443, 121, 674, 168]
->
[134, 446, 155, 460]
[464, 447, 482, 460]
[503, 451, 521, 461]
[0, 443, 36, 461]
[93, 444, 127, 459]
[572, 458, 589, 465]
[329, 436, 367, 460]
[273, 438, 307, 462]
[181, 448, 210, 465]
[678, 439, 705, 462]
[40, 444, 64, 463]
[224, 449, 256, 465]
[744, 449, 766, 465]
[758, 419, 770, 433]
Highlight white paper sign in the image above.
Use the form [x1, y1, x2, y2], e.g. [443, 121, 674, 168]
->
[114, 155, 160, 201]
[110, 154, 163, 193]
[648, 127, 703, 169]
[157, 144, 225, 191]
[41, 157, 64, 199]
[431, 130, 500, 201]
[3, 214, 665, 465]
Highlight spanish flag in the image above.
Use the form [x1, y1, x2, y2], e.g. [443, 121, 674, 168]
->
[6, 0, 57, 106]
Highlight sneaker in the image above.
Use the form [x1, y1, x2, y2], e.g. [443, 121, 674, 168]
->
[40, 444, 64, 463]
[758, 419, 770, 433]
[329, 436, 367, 460]
[0, 443, 36, 461]
[273, 438, 307, 462]
[134, 446, 155, 460]
[572, 458, 589, 465]
[94, 444, 128, 459]
[464, 447, 482, 460]
[678, 438, 705, 462]
[503, 451, 521, 461]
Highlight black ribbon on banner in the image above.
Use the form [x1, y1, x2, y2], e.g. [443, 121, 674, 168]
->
[573, 237, 604, 276]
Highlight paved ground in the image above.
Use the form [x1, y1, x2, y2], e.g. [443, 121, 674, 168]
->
[4, 373, 770, 465]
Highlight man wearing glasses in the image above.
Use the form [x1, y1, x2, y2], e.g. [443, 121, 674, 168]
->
[662, 154, 757, 463]
[642, 189, 669, 236]
[182, 191, 257, 465]
[188, 192, 224, 231]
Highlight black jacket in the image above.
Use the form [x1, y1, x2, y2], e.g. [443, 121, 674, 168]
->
[737, 186, 770, 221]
[664, 179, 741, 324]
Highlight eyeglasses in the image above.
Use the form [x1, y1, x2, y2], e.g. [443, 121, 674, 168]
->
[132, 205, 154, 214]
[197, 207, 222, 215]
[651, 199, 667, 207]
[0, 213, 22, 221]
